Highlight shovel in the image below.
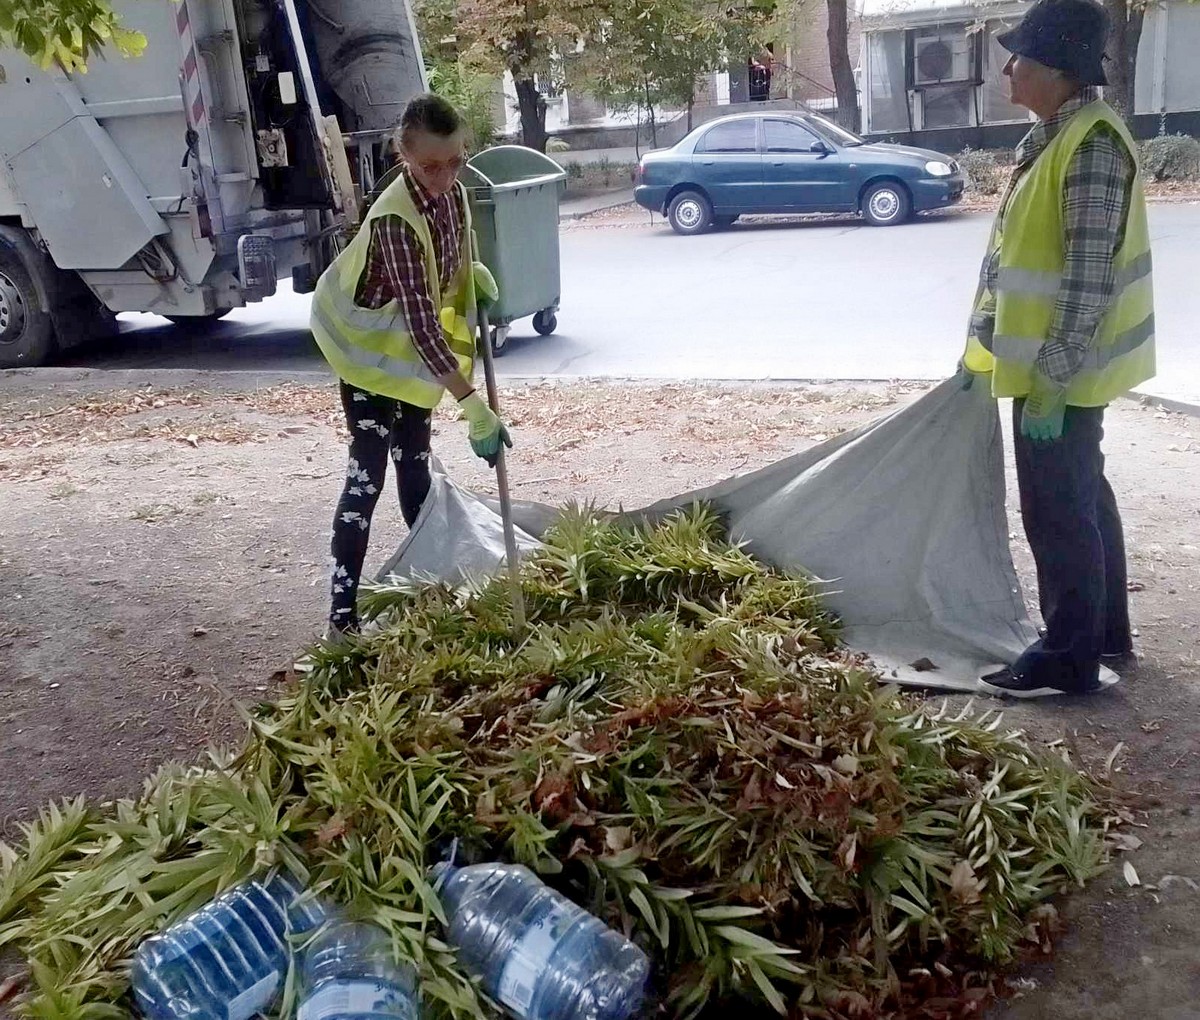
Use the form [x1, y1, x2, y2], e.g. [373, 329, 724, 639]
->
[476, 305, 527, 632]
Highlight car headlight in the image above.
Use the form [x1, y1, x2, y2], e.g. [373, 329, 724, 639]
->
[925, 160, 954, 177]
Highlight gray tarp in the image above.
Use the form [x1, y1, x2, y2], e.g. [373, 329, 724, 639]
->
[377, 380, 1039, 692]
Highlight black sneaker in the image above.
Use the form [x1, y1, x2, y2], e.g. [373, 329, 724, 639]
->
[978, 667, 1114, 700]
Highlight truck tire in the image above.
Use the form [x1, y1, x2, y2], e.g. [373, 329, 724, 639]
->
[166, 311, 233, 330]
[0, 232, 56, 369]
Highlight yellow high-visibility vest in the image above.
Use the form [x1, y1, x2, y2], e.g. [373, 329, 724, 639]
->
[963, 101, 1155, 406]
[311, 174, 477, 409]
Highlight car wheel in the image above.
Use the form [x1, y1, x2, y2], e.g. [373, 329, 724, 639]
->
[668, 191, 713, 235]
[862, 182, 911, 227]
[0, 241, 55, 369]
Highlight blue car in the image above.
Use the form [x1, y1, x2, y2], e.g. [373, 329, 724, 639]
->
[634, 111, 965, 235]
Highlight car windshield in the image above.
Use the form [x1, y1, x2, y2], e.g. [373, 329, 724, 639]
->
[805, 112, 863, 147]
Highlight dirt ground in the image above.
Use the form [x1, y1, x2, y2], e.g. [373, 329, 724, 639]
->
[1, 370, 1198, 1018]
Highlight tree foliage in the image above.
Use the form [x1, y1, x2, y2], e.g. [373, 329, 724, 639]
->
[0, 0, 145, 72]
[579, 0, 775, 125]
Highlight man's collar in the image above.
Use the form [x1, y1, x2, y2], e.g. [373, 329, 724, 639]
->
[402, 165, 439, 215]
[1015, 87, 1101, 166]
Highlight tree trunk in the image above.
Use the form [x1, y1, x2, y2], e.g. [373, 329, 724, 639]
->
[687, 92, 694, 134]
[643, 76, 659, 148]
[1104, 0, 1143, 123]
[514, 76, 548, 152]
[826, 0, 861, 133]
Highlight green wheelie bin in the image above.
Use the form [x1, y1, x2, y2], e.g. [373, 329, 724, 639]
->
[461, 146, 567, 355]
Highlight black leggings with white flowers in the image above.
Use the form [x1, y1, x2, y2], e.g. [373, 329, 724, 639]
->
[329, 381, 432, 631]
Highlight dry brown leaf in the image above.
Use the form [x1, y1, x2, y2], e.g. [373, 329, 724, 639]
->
[949, 860, 983, 905]
[603, 825, 633, 853]
[1157, 874, 1200, 892]
[1103, 741, 1126, 778]
[0, 974, 26, 1005]
[1123, 861, 1141, 887]
[316, 812, 349, 845]
[1108, 832, 1144, 853]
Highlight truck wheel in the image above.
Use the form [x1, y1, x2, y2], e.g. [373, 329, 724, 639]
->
[532, 310, 557, 336]
[166, 311, 232, 330]
[0, 242, 55, 369]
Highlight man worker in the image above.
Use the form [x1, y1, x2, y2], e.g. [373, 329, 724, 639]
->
[311, 94, 511, 635]
[959, 0, 1156, 698]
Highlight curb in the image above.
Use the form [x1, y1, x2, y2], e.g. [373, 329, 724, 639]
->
[558, 191, 635, 222]
[7, 369, 1199, 418]
[1130, 390, 1200, 419]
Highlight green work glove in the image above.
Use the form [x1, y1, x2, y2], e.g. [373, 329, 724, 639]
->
[1020, 374, 1068, 444]
[473, 262, 499, 310]
[459, 391, 512, 467]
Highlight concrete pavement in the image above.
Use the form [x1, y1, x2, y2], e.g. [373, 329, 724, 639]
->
[56, 204, 1200, 407]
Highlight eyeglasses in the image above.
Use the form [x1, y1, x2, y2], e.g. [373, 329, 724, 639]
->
[415, 156, 466, 176]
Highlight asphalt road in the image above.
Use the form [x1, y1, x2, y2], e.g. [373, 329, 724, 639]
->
[63, 204, 1200, 405]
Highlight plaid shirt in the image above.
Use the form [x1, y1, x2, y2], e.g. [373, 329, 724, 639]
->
[355, 167, 465, 378]
[980, 90, 1136, 387]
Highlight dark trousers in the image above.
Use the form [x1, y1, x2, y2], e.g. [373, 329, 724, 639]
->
[1011, 399, 1132, 689]
[329, 381, 433, 628]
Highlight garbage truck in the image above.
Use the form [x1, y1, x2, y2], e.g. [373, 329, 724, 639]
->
[0, 0, 427, 368]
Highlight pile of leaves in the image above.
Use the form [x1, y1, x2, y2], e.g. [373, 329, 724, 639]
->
[0, 507, 1106, 1019]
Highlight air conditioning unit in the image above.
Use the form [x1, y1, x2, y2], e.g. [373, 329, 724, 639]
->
[914, 32, 972, 85]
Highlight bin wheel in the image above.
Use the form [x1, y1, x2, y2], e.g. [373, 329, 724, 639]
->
[533, 310, 557, 336]
[490, 325, 511, 356]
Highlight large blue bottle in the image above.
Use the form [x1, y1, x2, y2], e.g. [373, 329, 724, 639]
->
[434, 862, 650, 1020]
[131, 871, 327, 1020]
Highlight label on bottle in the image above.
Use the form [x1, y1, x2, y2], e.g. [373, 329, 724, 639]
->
[227, 971, 281, 1020]
[496, 901, 577, 1017]
[298, 979, 414, 1020]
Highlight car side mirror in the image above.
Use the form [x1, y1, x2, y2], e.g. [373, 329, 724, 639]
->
[810, 141, 831, 155]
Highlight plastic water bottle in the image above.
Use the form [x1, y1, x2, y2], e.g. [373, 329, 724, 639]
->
[131, 871, 327, 1020]
[297, 920, 422, 1020]
[434, 862, 650, 1020]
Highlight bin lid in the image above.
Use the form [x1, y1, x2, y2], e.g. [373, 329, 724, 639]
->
[465, 145, 567, 193]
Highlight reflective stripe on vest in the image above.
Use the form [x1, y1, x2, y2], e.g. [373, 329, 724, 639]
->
[995, 250, 1153, 299]
[963, 101, 1156, 407]
[310, 299, 443, 385]
[310, 173, 476, 408]
[991, 311, 1155, 367]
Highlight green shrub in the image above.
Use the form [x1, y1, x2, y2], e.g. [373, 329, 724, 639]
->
[1139, 133, 1200, 181]
[956, 147, 1008, 196]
